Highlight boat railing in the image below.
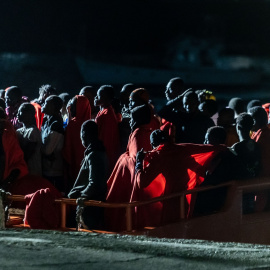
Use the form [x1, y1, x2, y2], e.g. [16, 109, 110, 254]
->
[5, 177, 270, 232]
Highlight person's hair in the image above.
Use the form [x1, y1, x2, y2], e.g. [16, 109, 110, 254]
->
[247, 99, 262, 111]
[121, 83, 134, 94]
[79, 86, 95, 95]
[99, 85, 114, 102]
[81, 120, 99, 141]
[183, 90, 198, 100]
[207, 126, 227, 145]
[46, 95, 63, 112]
[19, 102, 36, 115]
[228, 97, 245, 115]
[249, 106, 268, 128]
[59, 93, 70, 106]
[130, 104, 151, 130]
[5, 86, 22, 100]
[150, 129, 169, 148]
[39, 84, 57, 96]
[199, 99, 218, 117]
[169, 77, 184, 93]
[130, 88, 150, 104]
[236, 113, 254, 131]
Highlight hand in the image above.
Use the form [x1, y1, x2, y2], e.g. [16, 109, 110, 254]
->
[136, 148, 145, 164]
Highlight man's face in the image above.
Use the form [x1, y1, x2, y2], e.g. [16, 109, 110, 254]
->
[41, 98, 54, 115]
[94, 88, 105, 107]
[165, 82, 175, 101]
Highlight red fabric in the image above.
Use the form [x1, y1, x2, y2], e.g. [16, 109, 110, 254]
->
[251, 126, 270, 177]
[132, 143, 226, 228]
[160, 119, 176, 143]
[24, 188, 61, 229]
[262, 103, 270, 117]
[2, 128, 28, 180]
[105, 125, 153, 231]
[95, 105, 121, 172]
[63, 95, 91, 186]
[31, 102, 44, 130]
[149, 114, 160, 130]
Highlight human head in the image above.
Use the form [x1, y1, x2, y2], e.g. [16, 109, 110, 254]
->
[94, 85, 114, 108]
[120, 83, 134, 108]
[247, 99, 262, 112]
[17, 103, 36, 126]
[204, 126, 226, 145]
[79, 86, 95, 109]
[129, 104, 151, 131]
[228, 97, 245, 117]
[5, 86, 22, 107]
[129, 88, 150, 111]
[165, 77, 184, 101]
[150, 129, 169, 148]
[41, 95, 63, 116]
[59, 93, 71, 115]
[69, 96, 77, 118]
[236, 113, 254, 136]
[198, 99, 218, 117]
[217, 107, 235, 128]
[183, 91, 199, 113]
[38, 84, 57, 104]
[80, 120, 99, 148]
[248, 106, 268, 131]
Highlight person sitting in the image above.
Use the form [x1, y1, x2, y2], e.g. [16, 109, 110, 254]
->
[0, 116, 28, 192]
[16, 103, 42, 176]
[133, 129, 226, 228]
[5, 86, 24, 130]
[58, 92, 71, 129]
[68, 120, 109, 230]
[79, 86, 97, 119]
[129, 88, 160, 130]
[94, 85, 121, 173]
[175, 91, 215, 143]
[119, 83, 134, 152]
[217, 107, 239, 147]
[63, 95, 91, 190]
[41, 95, 65, 192]
[249, 106, 270, 177]
[106, 104, 153, 231]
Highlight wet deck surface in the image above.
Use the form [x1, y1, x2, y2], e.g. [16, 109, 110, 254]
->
[1, 229, 270, 269]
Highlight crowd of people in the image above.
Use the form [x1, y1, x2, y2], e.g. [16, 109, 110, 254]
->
[0, 78, 270, 231]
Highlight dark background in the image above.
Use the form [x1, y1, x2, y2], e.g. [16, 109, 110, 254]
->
[0, 0, 269, 105]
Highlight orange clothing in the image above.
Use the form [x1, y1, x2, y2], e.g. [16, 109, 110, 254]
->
[106, 124, 153, 231]
[95, 105, 121, 172]
[132, 143, 226, 228]
[63, 96, 91, 186]
[31, 102, 44, 130]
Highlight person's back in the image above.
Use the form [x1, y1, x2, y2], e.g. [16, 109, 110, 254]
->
[94, 85, 120, 172]
[63, 95, 91, 189]
[68, 120, 109, 229]
[176, 91, 214, 143]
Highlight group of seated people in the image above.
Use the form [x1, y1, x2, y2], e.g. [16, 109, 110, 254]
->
[0, 77, 270, 231]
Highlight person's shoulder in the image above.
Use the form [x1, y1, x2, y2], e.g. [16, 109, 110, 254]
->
[51, 120, 64, 134]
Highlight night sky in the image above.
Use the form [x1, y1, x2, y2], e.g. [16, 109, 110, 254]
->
[0, 0, 270, 57]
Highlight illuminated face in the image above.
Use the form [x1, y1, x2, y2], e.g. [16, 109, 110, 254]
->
[183, 96, 198, 113]
[165, 81, 175, 101]
[94, 88, 106, 107]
